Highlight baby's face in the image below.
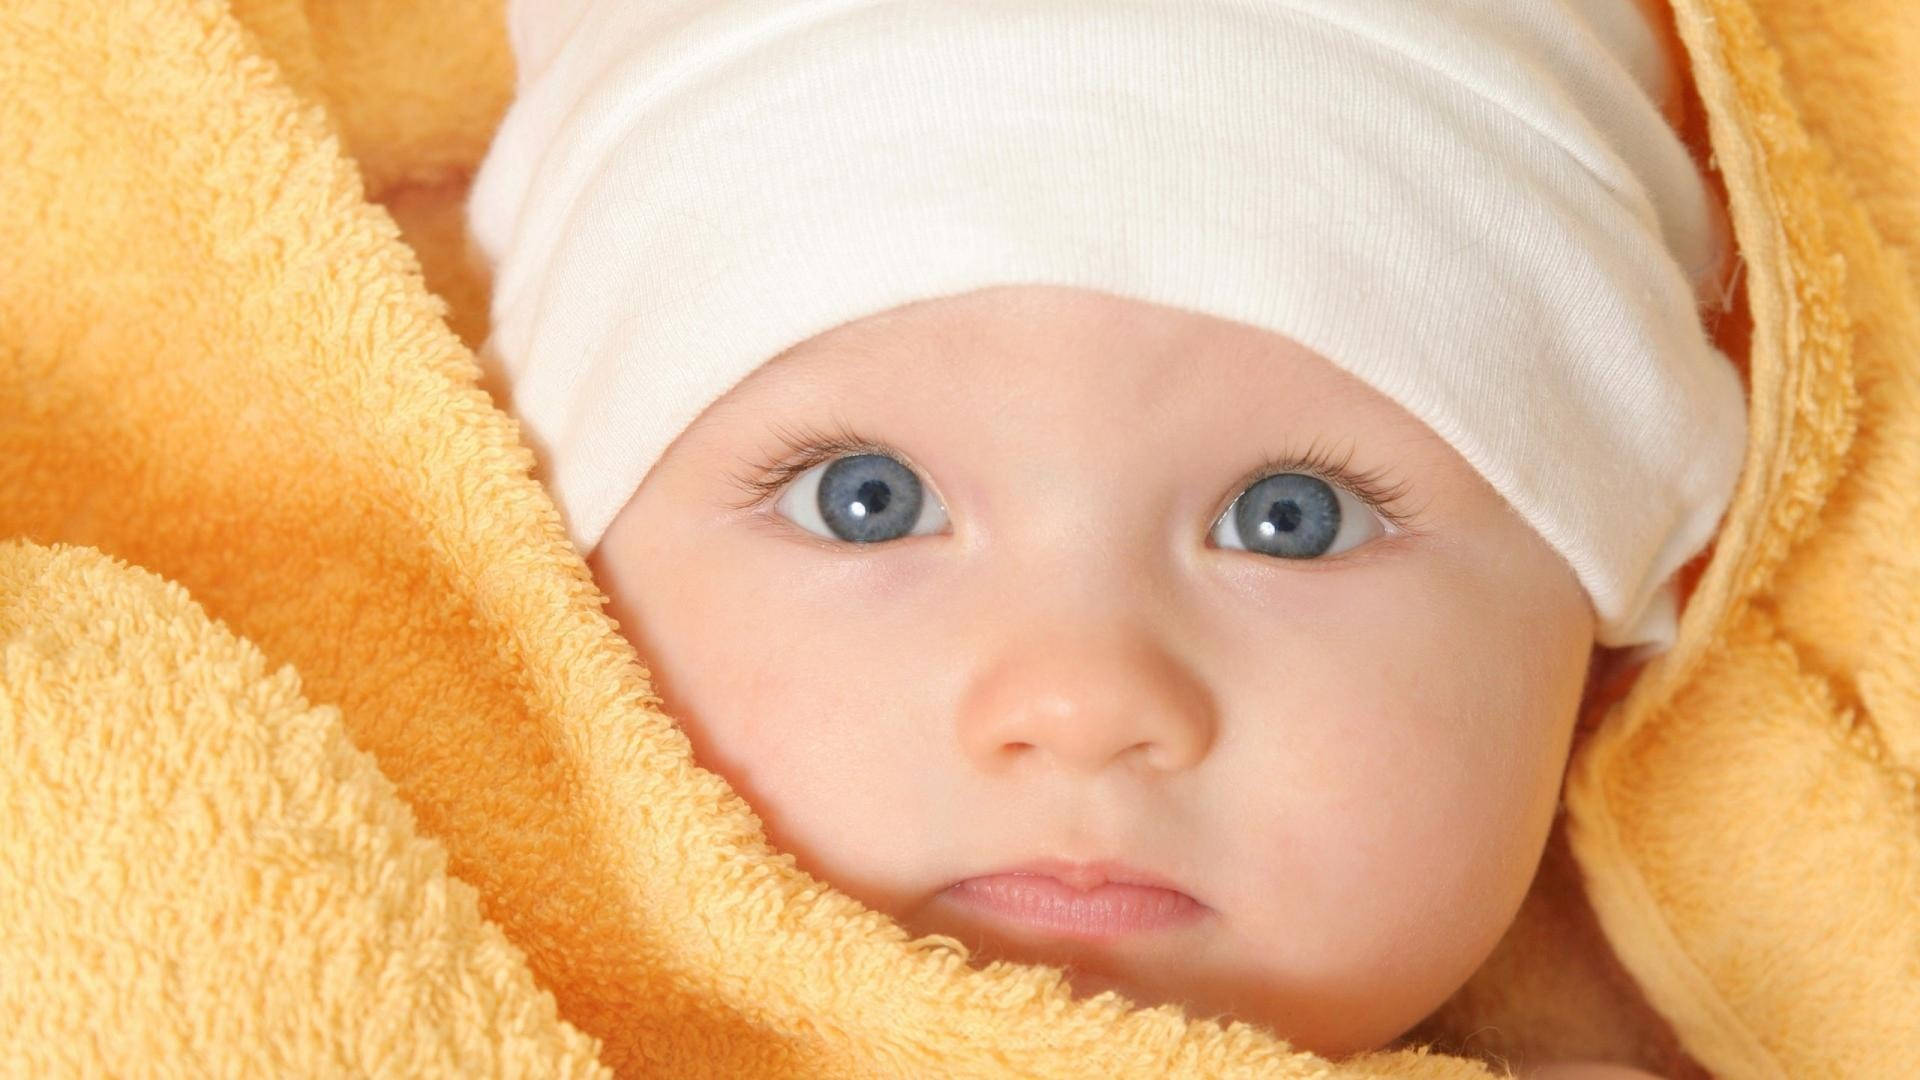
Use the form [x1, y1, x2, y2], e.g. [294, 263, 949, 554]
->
[590, 284, 1600, 1057]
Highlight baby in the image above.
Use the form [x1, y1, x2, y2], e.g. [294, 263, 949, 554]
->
[465, 0, 1746, 1074]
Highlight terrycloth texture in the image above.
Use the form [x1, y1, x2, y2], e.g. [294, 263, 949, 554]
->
[466, 0, 1746, 655]
[0, 1, 1914, 1078]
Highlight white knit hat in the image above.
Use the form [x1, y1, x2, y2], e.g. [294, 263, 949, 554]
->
[466, 0, 1747, 653]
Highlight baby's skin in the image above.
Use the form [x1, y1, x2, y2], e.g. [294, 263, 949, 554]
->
[1528, 1064, 1666, 1079]
[590, 283, 1669, 1067]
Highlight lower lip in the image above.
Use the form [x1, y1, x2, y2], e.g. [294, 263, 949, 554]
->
[945, 874, 1206, 940]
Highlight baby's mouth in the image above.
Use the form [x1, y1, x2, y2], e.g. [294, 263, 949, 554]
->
[940, 860, 1208, 941]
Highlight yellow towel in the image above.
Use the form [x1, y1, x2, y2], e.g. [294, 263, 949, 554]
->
[1, 0, 1913, 1075]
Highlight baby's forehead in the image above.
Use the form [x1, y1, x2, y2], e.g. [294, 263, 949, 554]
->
[745, 288, 1295, 379]
[704, 291, 1440, 447]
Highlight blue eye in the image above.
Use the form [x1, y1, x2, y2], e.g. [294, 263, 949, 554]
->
[1210, 472, 1386, 559]
[774, 452, 951, 543]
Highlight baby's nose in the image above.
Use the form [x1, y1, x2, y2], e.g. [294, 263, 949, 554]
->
[955, 624, 1217, 776]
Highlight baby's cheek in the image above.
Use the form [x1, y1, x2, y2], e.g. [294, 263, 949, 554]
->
[1224, 766, 1558, 1056]
[1224, 566, 1580, 945]
[661, 571, 942, 906]
[1208, 682, 1563, 1056]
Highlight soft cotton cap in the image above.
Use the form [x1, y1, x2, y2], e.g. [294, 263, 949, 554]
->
[467, 0, 1748, 653]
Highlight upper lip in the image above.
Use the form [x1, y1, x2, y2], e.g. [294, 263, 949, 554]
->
[960, 857, 1195, 897]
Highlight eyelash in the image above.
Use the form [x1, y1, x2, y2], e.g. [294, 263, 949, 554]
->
[722, 418, 1429, 536]
[722, 417, 907, 513]
[1222, 436, 1429, 537]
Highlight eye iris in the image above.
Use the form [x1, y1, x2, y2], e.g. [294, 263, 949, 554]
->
[1235, 473, 1340, 558]
[818, 453, 922, 542]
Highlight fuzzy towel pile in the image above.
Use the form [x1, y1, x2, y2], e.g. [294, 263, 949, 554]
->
[2, 0, 1915, 1076]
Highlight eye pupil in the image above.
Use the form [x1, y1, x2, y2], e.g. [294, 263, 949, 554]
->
[1235, 473, 1340, 558]
[851, 479, 890, 518]
[1260, 499, 1304, 536]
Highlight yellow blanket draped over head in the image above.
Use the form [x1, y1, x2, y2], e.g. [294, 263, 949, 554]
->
[1, 0, 1916, 1077]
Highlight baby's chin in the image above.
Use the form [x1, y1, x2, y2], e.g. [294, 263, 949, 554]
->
[911, 913, 1297, 1050]
[1055, 963, 1372, 1058]
[1058, 965, 1207, 1017]
[947, 924, 1434, 1060]
[984, 939, 1226, 1026]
